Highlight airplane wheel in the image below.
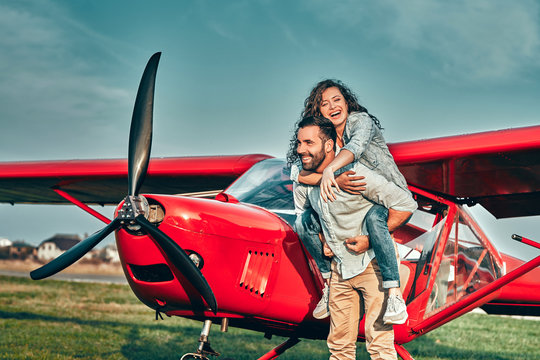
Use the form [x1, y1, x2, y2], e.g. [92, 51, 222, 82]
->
[180, 353, 209, 360]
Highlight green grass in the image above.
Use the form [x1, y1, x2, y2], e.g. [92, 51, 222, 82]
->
[1, 275, 538, 359]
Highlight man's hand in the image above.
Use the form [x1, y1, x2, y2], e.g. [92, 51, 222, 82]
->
[345, 235, 370, 254]
[336, 170, 366, 195]
[320, 167, 339, 202]
[319, 232, 334, 257]
[323, 242, 334, 257]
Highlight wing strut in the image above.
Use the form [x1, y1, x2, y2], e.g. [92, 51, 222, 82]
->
[53, 188, 111, 224]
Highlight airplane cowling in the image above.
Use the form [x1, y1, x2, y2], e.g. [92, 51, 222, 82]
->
[114, 194, 316, 320]
[147, 194, 288, 243]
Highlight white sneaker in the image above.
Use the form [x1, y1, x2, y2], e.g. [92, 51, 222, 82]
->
[313, 283, 330, 319]
[383, 294, 408, 325]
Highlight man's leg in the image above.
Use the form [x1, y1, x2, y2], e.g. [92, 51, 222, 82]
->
[328, 264, 361, 360]
[354, 260, 396, 360]
[294, 209, 332, 319]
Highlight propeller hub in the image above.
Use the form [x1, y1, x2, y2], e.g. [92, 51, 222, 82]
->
[118, 195, 150, 229]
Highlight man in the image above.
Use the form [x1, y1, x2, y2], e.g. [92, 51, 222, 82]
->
[293, 116, 417, 360]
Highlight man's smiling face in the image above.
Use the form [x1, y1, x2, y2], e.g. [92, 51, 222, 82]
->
[296, 125, 327, 171]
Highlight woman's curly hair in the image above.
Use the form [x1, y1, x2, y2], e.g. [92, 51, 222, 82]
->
[287, 79, 381, 167]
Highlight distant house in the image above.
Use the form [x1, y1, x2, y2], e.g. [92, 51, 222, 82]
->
[8, 241, 37, 260]
[0, 238, 12, 247]
[100, 244, 120, 263]
[0, 238, 13, 259]
[36, 234, 83, 262]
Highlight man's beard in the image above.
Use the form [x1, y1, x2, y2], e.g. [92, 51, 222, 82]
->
[298, 146, 325, 171]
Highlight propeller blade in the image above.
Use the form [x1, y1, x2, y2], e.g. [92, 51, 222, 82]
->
[135, 215, 218, 313]
[30, 218, 121, 280]
[128, 52, 161, 196]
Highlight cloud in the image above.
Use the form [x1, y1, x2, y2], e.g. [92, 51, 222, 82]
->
[305, 0, 540, 82]
[386, 0, 540, 81]
[0, 0, 132, 159]
[199, 0, 304, 48]
[198, 0, 252, 42]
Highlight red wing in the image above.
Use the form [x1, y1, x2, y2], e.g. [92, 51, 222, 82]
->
[389, 125, 540, 218]
[3, 125, 539, 218]
[0, 154, 272, 205]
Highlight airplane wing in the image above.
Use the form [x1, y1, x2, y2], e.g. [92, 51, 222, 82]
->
[1, 125, 538, 218]
[0, 154, 272, 205]
[389, 125, 540, 219]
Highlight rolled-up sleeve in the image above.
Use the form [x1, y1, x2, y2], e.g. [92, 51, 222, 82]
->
[356, 163, 417, 213]
[341, 112, 374, 161]
[290, 162, 300, 183]
[293, 182, 311, 216]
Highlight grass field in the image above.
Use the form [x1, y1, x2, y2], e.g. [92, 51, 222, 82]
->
[1, 275, 538, 360]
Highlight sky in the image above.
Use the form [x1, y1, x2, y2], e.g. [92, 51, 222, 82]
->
[0, 0, 538, 259]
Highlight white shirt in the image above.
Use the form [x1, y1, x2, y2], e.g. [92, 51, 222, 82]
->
[293, 161, 417, 279]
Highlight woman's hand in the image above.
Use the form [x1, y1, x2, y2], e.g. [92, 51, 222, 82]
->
[319, 150, 355, 202]
[320, 167, 339, 202]
[336, 170, 366, 195]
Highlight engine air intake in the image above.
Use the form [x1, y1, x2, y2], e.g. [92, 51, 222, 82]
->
[130, 263, 174, 282]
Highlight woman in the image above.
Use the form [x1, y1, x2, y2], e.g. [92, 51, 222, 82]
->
[287, 79, 414, 324]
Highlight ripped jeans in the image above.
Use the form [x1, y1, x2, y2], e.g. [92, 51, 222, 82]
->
[294, 204, 400, 288]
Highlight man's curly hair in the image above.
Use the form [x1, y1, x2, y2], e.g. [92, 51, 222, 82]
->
[286, 115, 337, 168]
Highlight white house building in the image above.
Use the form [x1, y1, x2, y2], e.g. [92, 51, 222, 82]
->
[36, 234, 83, 262]
[101, 244, 120, 263]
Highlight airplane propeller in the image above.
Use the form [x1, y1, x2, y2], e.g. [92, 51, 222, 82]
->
[30, 52, 218, 314]
[128, 51, 156, 197]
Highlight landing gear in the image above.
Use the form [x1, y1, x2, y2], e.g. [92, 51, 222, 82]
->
[180, 355, 211, 360]
[181, 320, 221, 360]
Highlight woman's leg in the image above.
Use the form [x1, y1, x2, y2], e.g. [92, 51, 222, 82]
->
[295, 209, 332, 319]
[365, 205, 400, 289]
[365, 205, 408, 324]
[294, 208, 331, 279]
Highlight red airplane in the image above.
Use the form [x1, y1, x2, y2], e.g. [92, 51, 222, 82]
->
[0, 53, 539, 360]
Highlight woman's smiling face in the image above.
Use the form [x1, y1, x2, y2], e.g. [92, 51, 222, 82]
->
[319, 86, 349, 128]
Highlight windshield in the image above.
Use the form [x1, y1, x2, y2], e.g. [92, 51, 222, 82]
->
[225, 159, 296, 225]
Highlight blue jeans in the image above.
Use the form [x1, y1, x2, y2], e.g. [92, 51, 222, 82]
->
[295, 205, 400, 288]
[294, 208, 332, 279]
[365, 205, 400, 289]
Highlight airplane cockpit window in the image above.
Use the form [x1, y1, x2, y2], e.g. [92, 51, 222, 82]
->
[225, 159, 295, 225]
[394, 195, 448, 263]
[392, 194, 450, 302]
[424, 205, 503, 317]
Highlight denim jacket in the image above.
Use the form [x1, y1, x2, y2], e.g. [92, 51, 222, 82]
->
[342, 112, 409, 191]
